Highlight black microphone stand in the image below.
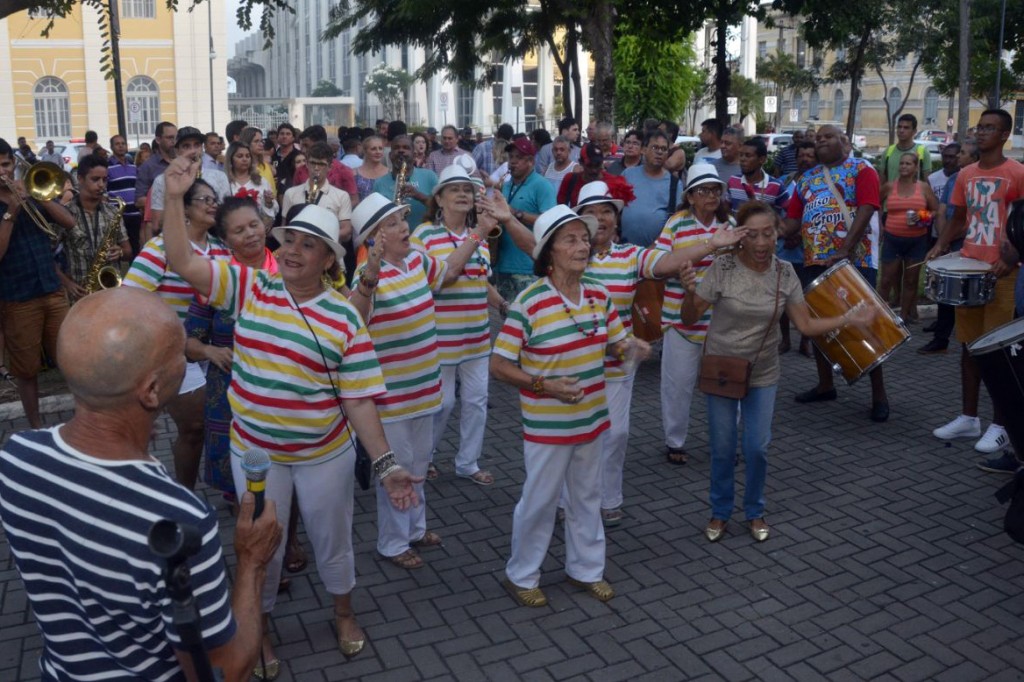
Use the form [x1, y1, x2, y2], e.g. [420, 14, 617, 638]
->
[148, 520, 216, 682]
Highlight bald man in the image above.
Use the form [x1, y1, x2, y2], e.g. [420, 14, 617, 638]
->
[0, 287, 281, 682]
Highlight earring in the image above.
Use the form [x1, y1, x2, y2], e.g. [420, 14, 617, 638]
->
[546, 264, 553, 274]
[437, 207, 443, 225]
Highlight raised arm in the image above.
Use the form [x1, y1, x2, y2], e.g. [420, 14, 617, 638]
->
[651, 225, 747, 278]
[162, 157, 213, 297]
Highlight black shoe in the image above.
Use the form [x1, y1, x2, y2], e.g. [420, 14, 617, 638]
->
[917, 338, 948, 354]
[922, 321, 938, 333]
[870, 401, 890, 423]
[794, 388, 838, 403]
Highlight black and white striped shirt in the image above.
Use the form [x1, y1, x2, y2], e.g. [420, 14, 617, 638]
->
[0, 427, 235, 680]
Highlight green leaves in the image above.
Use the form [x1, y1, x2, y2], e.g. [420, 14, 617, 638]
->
[613, 34, 701, 128]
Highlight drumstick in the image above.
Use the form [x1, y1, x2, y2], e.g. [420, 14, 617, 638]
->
[906, 260, 928, 270]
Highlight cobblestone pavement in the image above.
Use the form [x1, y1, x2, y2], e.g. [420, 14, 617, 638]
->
[2, 324, 1023, 681]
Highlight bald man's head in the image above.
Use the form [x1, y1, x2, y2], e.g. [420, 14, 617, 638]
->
[814, 125, 845, 165]
[58, 288, 186, 411]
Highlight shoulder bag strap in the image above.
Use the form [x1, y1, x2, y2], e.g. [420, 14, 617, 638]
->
[749, 261, 783, 366]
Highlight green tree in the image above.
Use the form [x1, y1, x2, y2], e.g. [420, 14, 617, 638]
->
[310, 80, 344, 97]
[613, 34, 702, 128]
[728, 73, 764, 123]
[756, 51, 817, 130]
[363, 63, 416, 121]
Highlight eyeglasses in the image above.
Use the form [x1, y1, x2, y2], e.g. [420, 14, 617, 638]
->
[692, 186, 723, 197]
[192, 196, 220, 206]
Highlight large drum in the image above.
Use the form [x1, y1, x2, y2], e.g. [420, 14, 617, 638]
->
[804, 260, 911, 385]
[925, 253, 995, 306]
[968, 318, 1024, 457]
[631, 279, 664, 342]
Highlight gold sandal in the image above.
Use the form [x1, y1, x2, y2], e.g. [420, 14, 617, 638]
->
[503, 578, 548, 607]
[567, 577, 615, 602]
[252, 658, 280, 681]
[335, 612, 365, 658]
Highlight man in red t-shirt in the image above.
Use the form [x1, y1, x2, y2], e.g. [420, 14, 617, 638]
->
[927, 109, 1024, 468]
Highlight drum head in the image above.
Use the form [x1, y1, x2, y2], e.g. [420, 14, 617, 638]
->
[929, 253, 992, 272]
[969, 318, 1024, 355]
[804, 259, 851, 294]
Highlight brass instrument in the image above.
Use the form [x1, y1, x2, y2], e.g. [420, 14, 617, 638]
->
[306, 168, 322, 205]
[84, 194, 127, 293]
[1, 158, 67, 239]
[394, 160, 408, 205]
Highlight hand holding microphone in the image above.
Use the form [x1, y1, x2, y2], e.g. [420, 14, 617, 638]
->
[240, 447, 271, 520]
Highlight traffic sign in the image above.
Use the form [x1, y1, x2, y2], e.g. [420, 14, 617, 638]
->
[789, 108, 800, 123]
[128, 100, 142, 123]
[439, 92, 449, 112]
[764, 96, 778, 114]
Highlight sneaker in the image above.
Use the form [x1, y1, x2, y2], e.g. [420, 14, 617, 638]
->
[975, 424, 1010, 453]
[933, 415, 981, 440]
[977, 451, 1020, 474]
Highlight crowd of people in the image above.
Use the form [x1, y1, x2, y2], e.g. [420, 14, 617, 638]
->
[0, 106, 1022, 679]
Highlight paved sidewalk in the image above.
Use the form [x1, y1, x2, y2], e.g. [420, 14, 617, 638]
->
[2, 331, 1023, 681]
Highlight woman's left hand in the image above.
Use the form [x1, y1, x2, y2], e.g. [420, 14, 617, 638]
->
[381, 467, 424, 511]
[482, 192, 514, 223]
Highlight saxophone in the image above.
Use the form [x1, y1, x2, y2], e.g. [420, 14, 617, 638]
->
[394, 160, 408, 205]
[306, 168, 322, 204]
[84, 195, 126, 293]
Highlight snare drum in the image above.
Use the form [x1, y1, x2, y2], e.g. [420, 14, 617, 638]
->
[925, 253, 995, 306]
[968, 318, 1024, 457]
[804, 260, 911, 385]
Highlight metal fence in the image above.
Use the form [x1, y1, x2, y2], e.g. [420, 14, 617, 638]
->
[228, 99, 290, 133]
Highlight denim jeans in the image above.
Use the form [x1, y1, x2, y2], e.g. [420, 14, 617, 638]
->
[707, 385, 778, 521]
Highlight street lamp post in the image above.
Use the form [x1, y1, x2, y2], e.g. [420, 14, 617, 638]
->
[208, 0, 216, 133]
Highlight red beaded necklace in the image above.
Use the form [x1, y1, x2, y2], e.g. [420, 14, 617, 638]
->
[561, 290, 600, 338]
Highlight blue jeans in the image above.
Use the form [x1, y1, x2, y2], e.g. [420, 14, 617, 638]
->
[707, 385, 777, 521]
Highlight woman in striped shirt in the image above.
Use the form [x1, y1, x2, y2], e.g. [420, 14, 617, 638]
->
[350, 192, 495, 569]
[124, 178, 231, 491]
[413, 165, 508, 486]
[491, 205, 632, 608]
[159, 158, 421, 674]
[573, 180, 745, 527]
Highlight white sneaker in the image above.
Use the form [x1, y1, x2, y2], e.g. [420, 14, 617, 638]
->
[975, 424, 1009, 453]
[933, 415, 981, 440]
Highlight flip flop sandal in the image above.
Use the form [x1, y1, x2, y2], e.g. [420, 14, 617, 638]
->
[666, 448, 688, 465]
[457, 470, 494, 486]
[410, 531, 443, 549]
[284, 544, 308, 573]
[252, 658, 280, 681]
[426, 463, 439, 480]
[384, 549, 423, 570]
[503, 578, 548, 607]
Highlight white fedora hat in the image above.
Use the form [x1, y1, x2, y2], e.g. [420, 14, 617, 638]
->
[351, 192, 409, 249]
[572, 180, 624, 213]
[433, 164, 476, 195]
[452, 154, 485, 189]
[271, 204, 346, 260]
[685, 163, 726, 192]
[532, 205, 598, 260]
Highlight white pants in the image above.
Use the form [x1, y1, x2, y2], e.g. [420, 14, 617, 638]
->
[231, 448, 356, 613]
[506, 437, 605, 588]
[660, 329, 703, 450]
[431, 357, 489, 476]
[377, 414, 433, 557]
[601, 372, 636, 510]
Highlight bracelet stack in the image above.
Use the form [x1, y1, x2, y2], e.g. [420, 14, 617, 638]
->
[531, 375, 545, 396]
[467, 232, 483, 246]
[372, 450, 401, 480]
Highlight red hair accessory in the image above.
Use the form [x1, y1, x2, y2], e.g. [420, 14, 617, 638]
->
[234, 188, 259, 201]
[604, 174, 636, 207]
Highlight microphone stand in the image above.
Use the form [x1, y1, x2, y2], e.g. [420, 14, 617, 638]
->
[148, 520, 216, 682]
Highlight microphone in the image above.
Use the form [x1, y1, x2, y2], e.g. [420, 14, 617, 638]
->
[240, 448, 271, 520]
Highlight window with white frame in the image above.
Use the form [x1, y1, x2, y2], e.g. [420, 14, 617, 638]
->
[34, 77, 71, 139]
[923, 88, 939, 124]
[833, 89, 845, 120]
[126, 76, 160, 140]
[809, 90, 820, 119]
[122, 0, 155, 19]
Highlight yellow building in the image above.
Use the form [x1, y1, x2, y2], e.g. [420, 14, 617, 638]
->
[0, 0, 228, 150]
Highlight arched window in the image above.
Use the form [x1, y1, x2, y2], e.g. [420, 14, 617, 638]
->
[793, 95, 804, 122]
[924, 87, 939, 125]
[809, 90, 820, 120]
[126, 76, 160, 140]
[34, 77, 71, 138]
[889, 87, 902, 106]
[833, 89, 845, 120]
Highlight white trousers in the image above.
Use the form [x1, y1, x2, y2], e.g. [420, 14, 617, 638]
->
[601, 372, 636, 509]
[231, 448, 356, 613]
[431, 357, 489, 476]
[376, 414, 433, 557]
[506, 437, 605, 589]
[660, 329, 703, 450]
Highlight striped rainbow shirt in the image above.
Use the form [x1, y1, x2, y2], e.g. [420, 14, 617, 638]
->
[412, 221, 493, 365]
[494, 277, 626, 445]
[354, 251, 445, 422]
[656, 210, 734, 343]
[206, 261, 386, 464]
[124, 235, 231, 319]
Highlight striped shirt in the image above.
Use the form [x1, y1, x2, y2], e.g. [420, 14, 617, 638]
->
[493, 277, 626, 445]
[0, 428, 235, 681]
[124, 236, 231, 319]
[412, 221, 492, 365]
[586, 244, 663, 378]
[656, 210, 734, 343]
[206, 261, 386, 464]
[353, 251, 445, 422]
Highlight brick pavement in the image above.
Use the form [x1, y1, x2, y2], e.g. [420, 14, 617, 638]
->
[2, 327, 1024, 681]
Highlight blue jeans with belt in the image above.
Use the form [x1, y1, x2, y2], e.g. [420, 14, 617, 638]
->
[707, 385, 778, 521]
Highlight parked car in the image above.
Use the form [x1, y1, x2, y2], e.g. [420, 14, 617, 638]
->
[674, 135, 701, 147]
[915, 130, 953, 144]
[761, 133, 793, 153]
[37, 138, 88, 173]
[917, 139, 945, 165]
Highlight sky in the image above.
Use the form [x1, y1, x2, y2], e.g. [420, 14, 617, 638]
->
[225, 0, 255, 58]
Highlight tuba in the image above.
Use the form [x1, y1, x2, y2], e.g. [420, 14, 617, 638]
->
[1, 159, 67, 239]
[84, 195, 127, 293]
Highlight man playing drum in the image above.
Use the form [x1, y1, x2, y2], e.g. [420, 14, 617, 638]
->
[783, 125, 891, 422]
[926, 109, 1024, 470]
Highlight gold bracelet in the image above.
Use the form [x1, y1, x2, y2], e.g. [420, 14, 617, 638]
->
[531, 375, 545, 395]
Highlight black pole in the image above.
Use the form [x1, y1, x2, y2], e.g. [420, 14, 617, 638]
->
[109, 0, 126, 138]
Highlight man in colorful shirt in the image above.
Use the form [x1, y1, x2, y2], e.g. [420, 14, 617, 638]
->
[784, 124, 891, 422]
[726, 136, 789, 214]
[926, 109, 1024, 469]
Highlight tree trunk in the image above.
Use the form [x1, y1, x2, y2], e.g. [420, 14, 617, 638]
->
[582, 1, 615, 124]
[569, 29, 584, 125]
[714, 15, 730, 124]
[544, 31, 574, 122]
[957, 0, 970, 139]
[845, 32, 871, 137]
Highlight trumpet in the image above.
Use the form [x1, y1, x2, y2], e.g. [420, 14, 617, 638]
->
[1, 158, 67, 239]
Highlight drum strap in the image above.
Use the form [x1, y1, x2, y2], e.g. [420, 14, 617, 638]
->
[822, 169, 855, 232]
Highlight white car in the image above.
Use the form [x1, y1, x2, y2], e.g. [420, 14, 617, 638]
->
[35, 138, 87, 173]
[674, 135, 701, 147]
[761, 134, 793, 153]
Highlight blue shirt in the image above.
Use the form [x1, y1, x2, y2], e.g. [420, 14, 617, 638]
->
[620, 166, 674, 247]
[941, 171, 959, 220]
[0, 199, 64, 302]
[500, 172, 557, 274]
[106, 157, 139, 216]
[374, 167, 438, 231]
